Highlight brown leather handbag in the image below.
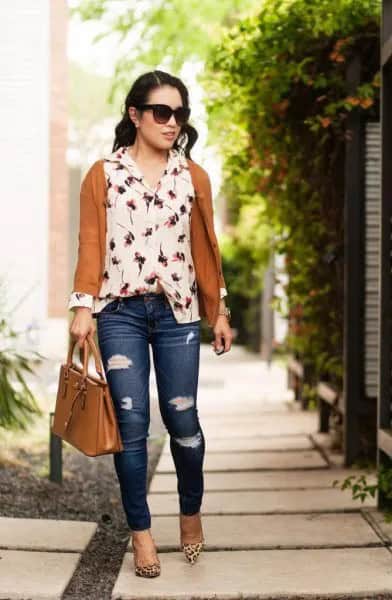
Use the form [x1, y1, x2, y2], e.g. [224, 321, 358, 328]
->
[51, 332, 124, 456]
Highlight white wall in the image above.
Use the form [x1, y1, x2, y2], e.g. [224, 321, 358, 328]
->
[0, 2, 50, 351]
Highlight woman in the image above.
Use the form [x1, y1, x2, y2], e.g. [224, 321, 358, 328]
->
[69, 69, 232, 578]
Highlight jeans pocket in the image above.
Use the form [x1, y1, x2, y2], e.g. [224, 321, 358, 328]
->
[99, 298, 122, 314]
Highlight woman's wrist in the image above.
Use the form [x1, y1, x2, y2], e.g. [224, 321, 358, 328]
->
[72, 306, 92, 313]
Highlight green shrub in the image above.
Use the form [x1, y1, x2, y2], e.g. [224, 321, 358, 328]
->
[204, 0, 380, 382]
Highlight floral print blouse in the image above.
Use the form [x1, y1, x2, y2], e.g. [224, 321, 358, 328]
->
[68, 145, 227, 323]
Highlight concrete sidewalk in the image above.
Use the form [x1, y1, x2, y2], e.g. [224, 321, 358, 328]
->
[0, 518, 97, 598]
[1, 345, 390, 599]
[112, 344, 391, 599]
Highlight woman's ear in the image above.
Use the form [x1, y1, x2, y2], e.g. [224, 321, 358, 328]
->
[128, 106, 139, 128]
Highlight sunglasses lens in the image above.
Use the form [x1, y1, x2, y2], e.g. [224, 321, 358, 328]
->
[152, 105, 190, 125]
[175, 107, 190, 125]
[153, 105, 172, 123]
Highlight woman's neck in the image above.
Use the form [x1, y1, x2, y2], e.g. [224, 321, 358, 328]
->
[127, 140, 169, 164]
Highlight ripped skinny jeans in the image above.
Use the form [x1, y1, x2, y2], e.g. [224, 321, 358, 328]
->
[96, 292, 205, 531]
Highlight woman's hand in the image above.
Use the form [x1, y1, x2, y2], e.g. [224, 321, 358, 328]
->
[70, 307, 96, 349]
[211, 315, 233, 354]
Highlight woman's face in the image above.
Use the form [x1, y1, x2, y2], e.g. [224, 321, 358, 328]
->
[129, 85, 184, 151]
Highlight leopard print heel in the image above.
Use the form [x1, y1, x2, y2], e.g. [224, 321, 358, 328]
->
[134, 562, 161, 578]
[179, 511, 205, 564]
[181, 537, 205, 564]
[131, 540, 161, 578]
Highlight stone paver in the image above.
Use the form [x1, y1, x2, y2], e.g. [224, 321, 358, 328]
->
[127, 512, 381, 550]
[112, 547, 392, 599]
[156, 449, 327, 473]
[199, 407, 300, 419]
[198, 413, 318, 438]
[0, 516, 97, 552]
[161, 434, 314, 453]
[150, 467, 377, 492]
[0, 549, 81, 600]
[147, 487, 376, 514]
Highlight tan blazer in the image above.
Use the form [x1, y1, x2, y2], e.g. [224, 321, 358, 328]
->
[72, 157, 227, 328]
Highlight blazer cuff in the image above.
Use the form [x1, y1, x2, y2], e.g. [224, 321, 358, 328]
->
[68, 291, 94, 311]
[220, 287, 228, 299]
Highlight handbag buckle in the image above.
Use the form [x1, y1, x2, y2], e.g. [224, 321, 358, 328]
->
[72, 378, 88, 409]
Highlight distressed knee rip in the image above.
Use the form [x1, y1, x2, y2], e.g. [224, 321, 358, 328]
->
[120, 396, 133, 410]
[173, 430, 202, 448]
[186, 331, 195, 344]
[168, 395, 194, 411]
[107, 354, 133, 372]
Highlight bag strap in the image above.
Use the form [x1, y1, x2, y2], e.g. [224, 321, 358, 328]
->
[67, 333, 105, 381]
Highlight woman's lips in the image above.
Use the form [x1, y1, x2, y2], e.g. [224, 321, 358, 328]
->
[163, 132, 175, 139]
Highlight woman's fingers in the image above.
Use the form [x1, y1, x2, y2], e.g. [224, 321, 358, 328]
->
[212, 318, 233, 353]
[70, 309, 94, 348]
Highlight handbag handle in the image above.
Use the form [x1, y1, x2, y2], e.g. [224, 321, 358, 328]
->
[67, 332, 105, 382]
[63, 333, 107, 432]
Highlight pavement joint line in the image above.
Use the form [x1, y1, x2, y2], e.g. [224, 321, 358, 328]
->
[200, 432, 321, 439]
[162, 448, 317, 454]
[201, 414, 306, 420]
[148, 485, 374, 493]
[0, 547, 81, 553]
[149, 509, 374, 516]
[162, 434, 314, 443]
[141, 542, 386, 553]
[157, 466, 331, 473]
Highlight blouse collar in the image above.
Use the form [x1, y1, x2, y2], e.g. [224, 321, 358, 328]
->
[103, 145, 184, 177]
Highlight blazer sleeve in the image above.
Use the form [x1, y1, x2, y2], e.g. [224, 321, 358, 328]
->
[202, 171, 228, 293]
[71, 163, 102, 298]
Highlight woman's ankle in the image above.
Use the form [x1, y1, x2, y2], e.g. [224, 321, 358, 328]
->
[131, 529, 157, 546]
[131, 527, 152, 537]
[179, 512, 203, 541]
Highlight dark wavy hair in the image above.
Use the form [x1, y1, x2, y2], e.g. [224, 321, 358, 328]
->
[112, 70, 198, 159]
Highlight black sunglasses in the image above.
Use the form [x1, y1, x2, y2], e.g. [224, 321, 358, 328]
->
[134, 104, 191, 126]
